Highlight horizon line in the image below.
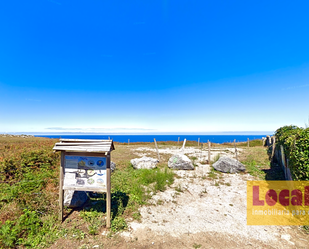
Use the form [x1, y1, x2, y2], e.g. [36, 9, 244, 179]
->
[1, 131, 274, 136]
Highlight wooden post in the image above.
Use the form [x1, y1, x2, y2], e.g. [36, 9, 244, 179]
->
[198, 138, 200, 147]
[234, 139, 238, 161]
[59, 152, 65, 221]
[106, 153, 111, 228]
[181, 139, 186, 153]
[208, 140, 211, 165]
[128, 139, 130, 145]
[154, 138, 160, 162]
[271, 137, 276, 159]
[178, 137, 180, 145]
[247, 138, 249, 148]
[280, 145, 287, 179]
[108, 136, 110, 140]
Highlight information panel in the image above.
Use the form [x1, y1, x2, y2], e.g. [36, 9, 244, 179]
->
[64, 155, 107, 189]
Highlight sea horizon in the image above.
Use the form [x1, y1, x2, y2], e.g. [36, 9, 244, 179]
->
[32, 134, 270, 144]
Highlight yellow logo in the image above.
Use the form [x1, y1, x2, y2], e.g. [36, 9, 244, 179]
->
[247, 181, 309, 225]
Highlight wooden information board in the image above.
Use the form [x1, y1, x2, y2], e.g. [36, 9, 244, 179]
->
[53, 139, 114, 228]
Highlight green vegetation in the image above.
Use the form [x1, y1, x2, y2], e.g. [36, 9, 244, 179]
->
[242, 155, 267, 179]
[303, 225, 309, 234]
[207, 167, 222, 180]
[275, 125, 309, 180]
[193, 242, 202, 248]
[0, 136, 175, 248]
[211, 154, 220, 164]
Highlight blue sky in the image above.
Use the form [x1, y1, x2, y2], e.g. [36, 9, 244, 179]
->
[1, 0, 309, 134]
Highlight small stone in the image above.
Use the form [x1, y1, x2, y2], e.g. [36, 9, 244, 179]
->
[111, 161, 116, 172]
[281, 234, 291, 241]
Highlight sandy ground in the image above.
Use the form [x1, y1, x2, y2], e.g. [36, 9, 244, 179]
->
[118, 146, 309, 249]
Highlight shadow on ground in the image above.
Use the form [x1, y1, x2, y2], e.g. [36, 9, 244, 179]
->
[85, 191, 129, 219]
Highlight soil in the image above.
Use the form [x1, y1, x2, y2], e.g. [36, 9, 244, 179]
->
[49, 146, 309, 249]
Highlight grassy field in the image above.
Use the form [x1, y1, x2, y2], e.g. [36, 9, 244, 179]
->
[0, 136, 275, 248]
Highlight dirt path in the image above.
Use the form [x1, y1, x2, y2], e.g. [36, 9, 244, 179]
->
[118, 146, 309, 248]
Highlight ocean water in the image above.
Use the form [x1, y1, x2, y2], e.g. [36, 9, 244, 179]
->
[35, 135, 267, 144]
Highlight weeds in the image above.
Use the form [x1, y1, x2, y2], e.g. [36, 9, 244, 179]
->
[193, 243, 202, 248]
[211, 154, 220, 164]
[207, 167, 221, 179]
[111, 217, 127, 232]
[80, 209, 105, 235]
[175, 184, 183, 192]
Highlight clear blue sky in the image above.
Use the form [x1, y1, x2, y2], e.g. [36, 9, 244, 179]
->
[1, 0, 309, 134]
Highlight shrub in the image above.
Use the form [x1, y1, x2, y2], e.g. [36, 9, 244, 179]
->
[274, 125, 309, 180]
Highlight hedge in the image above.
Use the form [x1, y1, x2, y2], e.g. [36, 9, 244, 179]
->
[275, 125, 309, 181]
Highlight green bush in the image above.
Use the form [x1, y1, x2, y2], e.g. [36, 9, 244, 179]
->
[111, 217, 127, 232]
[0, 210, 46, 247]
[275, 125, 309, 180]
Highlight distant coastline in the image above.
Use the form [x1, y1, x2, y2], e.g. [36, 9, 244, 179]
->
[33, 134, 269, 144]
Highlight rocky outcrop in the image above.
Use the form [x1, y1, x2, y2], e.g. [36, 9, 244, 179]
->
[131, 156, 158, 169]
[168, 154, 194, 170]
[212, 156, 245, 173]
[63, 190, 88, 208]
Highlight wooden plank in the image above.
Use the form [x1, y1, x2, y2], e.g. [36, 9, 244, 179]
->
[59, 152, 65, 221]
[106, 153, 111, 229]
[154, 138, 160, 161]
[53, 146, 112, 152]
[65, 152, 107, 157]
[55, 142, 112, 146]
[63, 186, 107, 192]
[59, 139, 115, 151]
[54, 145, 112, 149]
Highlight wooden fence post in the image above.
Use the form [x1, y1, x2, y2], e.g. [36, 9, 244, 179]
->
[208, 140, 211, 165]
[181, 139, 186, 153]
[247, 138, 249, 148]
[154, 138, 160, 161]
[58, 152, 65, 221]
[178, 137, 180, 145]
[128, 139, 130, 145]
[234, 139, 238, 161]
[280, 145, 287, 179]
[106, 153, 111, 228]
[198, 138, 200, 147]
[271, 137, 276, 159]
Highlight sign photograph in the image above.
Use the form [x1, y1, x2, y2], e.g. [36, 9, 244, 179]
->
[64, 156, 107, 189]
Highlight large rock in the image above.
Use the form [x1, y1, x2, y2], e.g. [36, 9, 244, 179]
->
[131, 156, 158, 169]
[212, 156, 246, 173]
[111, 161, 116, 172]
[168, 154, 194, 170]
[64, 190, 88, 208]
